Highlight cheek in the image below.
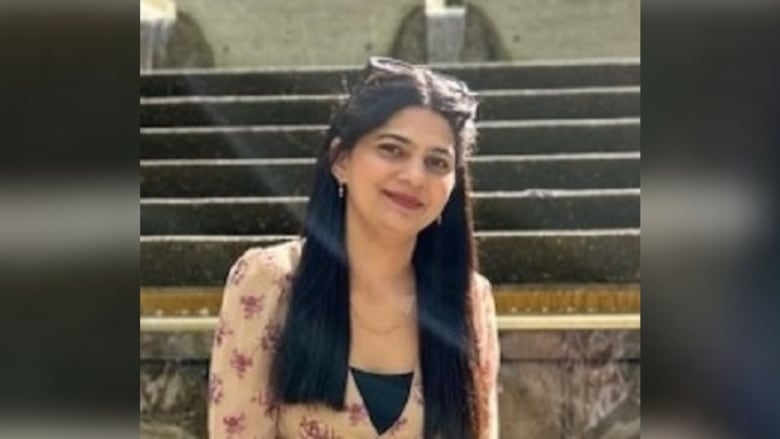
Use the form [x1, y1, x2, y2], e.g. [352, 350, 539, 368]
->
[347, 150, 379, 181]
[432, 177, 456, 206]
[346, 153, 388, 199]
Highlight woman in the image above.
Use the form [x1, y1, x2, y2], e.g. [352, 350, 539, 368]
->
[208, 57, 500, 438]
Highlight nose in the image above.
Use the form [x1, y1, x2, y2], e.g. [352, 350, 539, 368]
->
[398, 157, 426, 187]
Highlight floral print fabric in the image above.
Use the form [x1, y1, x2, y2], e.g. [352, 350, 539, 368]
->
[208, 239, 500, 438]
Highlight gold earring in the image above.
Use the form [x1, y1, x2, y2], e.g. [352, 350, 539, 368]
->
[338, 183, 345, 199]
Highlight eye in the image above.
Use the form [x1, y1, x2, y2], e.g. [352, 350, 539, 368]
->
[425, 156, 453, 173]
[378, 143, 404, 157]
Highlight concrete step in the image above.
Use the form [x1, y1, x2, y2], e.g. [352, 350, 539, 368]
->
[140, 87, 640, 127]
[140, 118, 640, 159]
[140, 229, 639, 286]
[140, 189, 639, 235]
[140, 59, 640, 97]
[140, 283, 641, 317]
[140, 153, 640, 197]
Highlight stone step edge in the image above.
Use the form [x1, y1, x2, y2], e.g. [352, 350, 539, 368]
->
[140, 229, 640, 244]
[140, 313, 639, 332]
[141, 283, 640, 317]
[143, 57, 641, 76]
[140, 152, 641, 167]
[140, 117, 641, 134]
[141, 189, 641, 205]
[140, 86, 641, 104]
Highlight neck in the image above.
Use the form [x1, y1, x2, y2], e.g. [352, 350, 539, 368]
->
[344, 212, 416, 301]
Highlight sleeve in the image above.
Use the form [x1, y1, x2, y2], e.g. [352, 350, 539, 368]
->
[208, 249, 286, 439]
[475, 275, 501, 439]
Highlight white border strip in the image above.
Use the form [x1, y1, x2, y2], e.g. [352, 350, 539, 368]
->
[141, 317, 218, 332]
[498, 314, 640, 330]
[140, 314, 640, 333]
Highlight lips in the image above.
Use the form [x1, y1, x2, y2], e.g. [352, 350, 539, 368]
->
[383, 189, 424, 210]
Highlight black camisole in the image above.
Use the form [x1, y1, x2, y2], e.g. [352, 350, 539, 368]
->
[350, 367, 414, 434]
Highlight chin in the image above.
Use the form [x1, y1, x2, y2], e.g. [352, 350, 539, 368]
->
[377, 217, 426, 238]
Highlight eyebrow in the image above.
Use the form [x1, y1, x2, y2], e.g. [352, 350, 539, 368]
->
[375, 133, 454, 157]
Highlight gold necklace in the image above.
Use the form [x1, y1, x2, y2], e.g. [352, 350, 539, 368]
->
[350, 295, 416, 335]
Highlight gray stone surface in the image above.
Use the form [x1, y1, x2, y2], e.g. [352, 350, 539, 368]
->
[141, 125, 325, 160]
[148, 0, 638, 68]
[475, 119, 639, 155]
[163, 0, 419, 68]
[140, 154, 640, 197]
[140, 190, 639, 235]
[471, 189, 639, 230]
[497, 330, 640, 438]
[141, 197, 306, 236]
[139, 231, 639, 286]
[140, 118, 639, 160]
[479, 0, 640, 61]
[499, 330, 640, 361]
[142, 331, 215, 361]
[139, 329, 639, 438]
[498, 360, 639, 438]
[150, 11, 216, 69]
[476, 231, 639, 283]
[140, 87, 639, 127]
[477, 88, 639, 122]
[141, 360, 208, 439]
[140, 327, 640, 362]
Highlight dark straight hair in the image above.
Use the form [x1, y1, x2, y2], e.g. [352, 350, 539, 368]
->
[269, 58, 484, 438]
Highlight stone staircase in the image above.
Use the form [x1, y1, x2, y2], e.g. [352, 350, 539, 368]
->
[140, 59, 640, 438]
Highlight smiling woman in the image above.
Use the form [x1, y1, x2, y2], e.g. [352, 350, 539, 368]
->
[207, 57, 499, 439]
[331, 106, 457, 235]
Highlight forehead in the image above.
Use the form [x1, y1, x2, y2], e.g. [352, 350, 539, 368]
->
[373, 106, 455, 150]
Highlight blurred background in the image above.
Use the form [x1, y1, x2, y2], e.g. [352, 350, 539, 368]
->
[139, 0, 640, 437]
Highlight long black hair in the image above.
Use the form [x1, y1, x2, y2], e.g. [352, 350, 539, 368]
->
[269, 57, 484, 438]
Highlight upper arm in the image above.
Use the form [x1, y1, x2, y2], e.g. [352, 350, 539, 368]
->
[208, 248, 288, 438]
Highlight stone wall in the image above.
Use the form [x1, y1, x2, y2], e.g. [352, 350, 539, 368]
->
[477, 0, 640, 61]
[157, 0, 419, 68]
[151, 0, 640, 68]
[498, 330, 640, 438]
[140, 329, 640, 438]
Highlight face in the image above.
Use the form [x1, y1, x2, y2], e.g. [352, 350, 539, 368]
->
[331, 106, 457, 237]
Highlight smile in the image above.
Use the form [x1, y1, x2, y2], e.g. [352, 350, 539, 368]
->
[382, 189, 424, 210]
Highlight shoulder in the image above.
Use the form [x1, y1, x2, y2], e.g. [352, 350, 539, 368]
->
[472, 271, 492, 290]
[469, 271, 496, 329]
[226, 238, 303, 288]
[220, 238, 303, 323]
[470, 271, 493, 303]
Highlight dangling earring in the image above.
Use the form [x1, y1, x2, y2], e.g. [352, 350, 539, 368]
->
[436, 215, 442, 225]
[338, 183, 345, 199]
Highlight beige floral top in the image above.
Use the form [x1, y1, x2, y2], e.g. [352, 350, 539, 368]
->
[208, 239, 500, 438]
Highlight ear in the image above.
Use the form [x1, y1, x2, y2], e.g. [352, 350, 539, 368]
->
[329, 137, 350, 182]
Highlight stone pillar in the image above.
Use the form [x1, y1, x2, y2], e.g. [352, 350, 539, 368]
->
[425, 0, 466, 63]
[140, 0, 176, 71]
